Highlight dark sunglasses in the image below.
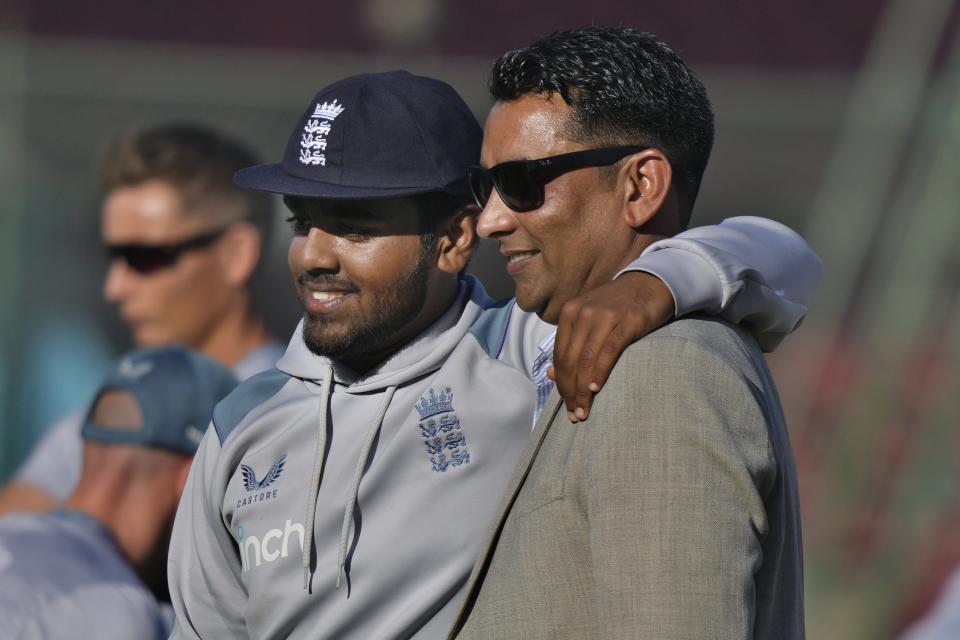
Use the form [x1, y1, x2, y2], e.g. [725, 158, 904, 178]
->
[105, 226, 228, 275]
[468, 145, 646, 213]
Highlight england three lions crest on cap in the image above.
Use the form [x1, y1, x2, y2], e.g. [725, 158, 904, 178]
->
[416, 387, 471, 472]
[299, 99, 345, 167]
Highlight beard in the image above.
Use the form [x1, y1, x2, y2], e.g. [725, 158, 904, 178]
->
[300, 235, 435, 363]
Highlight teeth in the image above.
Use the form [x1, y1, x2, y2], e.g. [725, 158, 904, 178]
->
[311, 291, 346, 302]
[507, 251, 537, 263]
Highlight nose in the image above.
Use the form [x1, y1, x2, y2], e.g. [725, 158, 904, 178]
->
[291, 227, 340, 273]
[103, 258, 136, 303]
[475, 193, 519, 239]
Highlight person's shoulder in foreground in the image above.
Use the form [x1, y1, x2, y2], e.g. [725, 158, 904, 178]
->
[0, 345, 237, 640]
[454, 316, 804, 639]
[0, 510, 169, 639]
[594, 316, 803, 638]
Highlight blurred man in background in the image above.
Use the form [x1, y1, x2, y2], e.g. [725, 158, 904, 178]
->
[0, 124, 284, 514]
[0, 345, 238, 639]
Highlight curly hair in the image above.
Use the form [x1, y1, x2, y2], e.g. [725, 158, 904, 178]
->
[489, 27, 714, 225]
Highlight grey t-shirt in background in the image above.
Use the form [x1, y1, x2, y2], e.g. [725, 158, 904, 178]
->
[0, 510, 169, 639]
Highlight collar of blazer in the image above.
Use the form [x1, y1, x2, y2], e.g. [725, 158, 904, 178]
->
[447, 388, 566, 638]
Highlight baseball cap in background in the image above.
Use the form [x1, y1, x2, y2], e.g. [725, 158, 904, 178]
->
[81, 345, 238, 455]
[234, 70, 482, 200]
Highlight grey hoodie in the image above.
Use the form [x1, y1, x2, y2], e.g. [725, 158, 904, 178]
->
[168, 217, 821, 639]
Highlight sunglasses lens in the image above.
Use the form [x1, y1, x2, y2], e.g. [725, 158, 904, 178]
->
[494, 164, 541, 212]
[468, 168, 493, 209]
[108, 246, 179, 275]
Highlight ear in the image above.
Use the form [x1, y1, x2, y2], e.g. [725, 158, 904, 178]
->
[621, 149, 673, 230]
[217, 221, 261, 286]
[435, 205, 479, 275]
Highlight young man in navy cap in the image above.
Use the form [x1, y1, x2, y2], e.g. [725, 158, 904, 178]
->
[168, 70, 819, 639]
[0, 345, 237, 639]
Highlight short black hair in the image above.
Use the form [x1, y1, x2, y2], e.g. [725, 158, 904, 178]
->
[489, 26, 715, 225]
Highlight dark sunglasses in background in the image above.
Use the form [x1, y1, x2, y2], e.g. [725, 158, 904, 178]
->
[468, 146, 646, 213]
[105, 226, 229, 275]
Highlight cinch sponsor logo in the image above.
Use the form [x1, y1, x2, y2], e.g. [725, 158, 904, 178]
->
[236, 519, 305, 572]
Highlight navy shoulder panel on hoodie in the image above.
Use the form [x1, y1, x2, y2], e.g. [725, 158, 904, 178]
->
[212, 368, 289, 445]
[468, 298, 515, 359]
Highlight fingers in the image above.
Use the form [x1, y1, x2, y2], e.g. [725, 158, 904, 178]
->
[568, 318, 631, 422]
[551, 273, 675, 424]
[554, 296, 619, 422]
[570, 318, 616, 422]
[583, 322, 632, 400]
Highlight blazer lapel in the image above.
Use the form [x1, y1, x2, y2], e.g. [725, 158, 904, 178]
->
[447, 388, 565, 638]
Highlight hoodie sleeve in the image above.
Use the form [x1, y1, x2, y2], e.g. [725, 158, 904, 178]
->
[168, 427, 247, 639]
[617, 216, 822, 352]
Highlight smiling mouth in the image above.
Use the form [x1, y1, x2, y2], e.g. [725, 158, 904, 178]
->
[299, 286, 356, 316]
[310, 291, 349, 302]
[506, 251, 538, 263]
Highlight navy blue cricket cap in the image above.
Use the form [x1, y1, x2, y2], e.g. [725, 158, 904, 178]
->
[81, 345, 238, 455]
[234, 70, 482, 200]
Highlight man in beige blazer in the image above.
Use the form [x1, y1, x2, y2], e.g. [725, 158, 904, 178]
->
[450, 27, 807, 639]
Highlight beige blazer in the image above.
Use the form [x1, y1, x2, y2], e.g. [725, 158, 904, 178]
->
[449, 317, 805, 639]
